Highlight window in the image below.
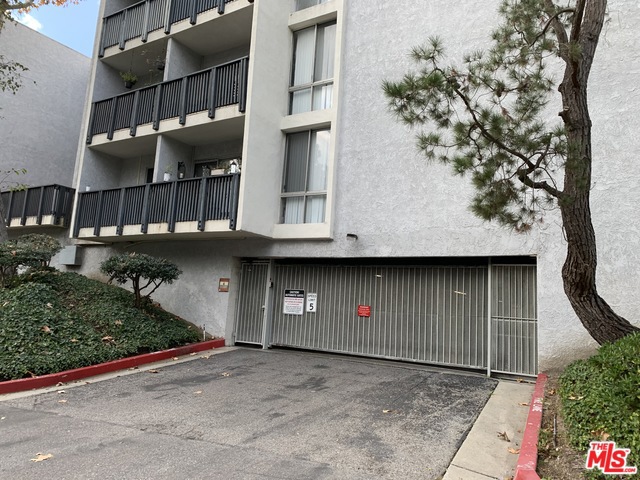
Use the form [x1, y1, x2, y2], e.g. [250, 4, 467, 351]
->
[290, 22, 336, 115]
[294, 0, 329, 11]
[281, 130, 330, 224]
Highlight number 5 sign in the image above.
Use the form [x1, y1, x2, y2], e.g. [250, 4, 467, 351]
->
[306, 293, 318, 313]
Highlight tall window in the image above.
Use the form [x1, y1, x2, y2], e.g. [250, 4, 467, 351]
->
[295, 0, 329, 11]
[282, 130, 330, 224]
[290, 22, 336, 115]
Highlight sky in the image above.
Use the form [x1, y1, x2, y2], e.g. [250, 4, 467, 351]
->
[17, 0, 101, 58]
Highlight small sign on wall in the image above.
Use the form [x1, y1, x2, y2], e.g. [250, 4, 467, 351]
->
[283, 289, 305, 315]
[218, 278, 230, 292]
[357, 305, 371, 317]
[306, 293, 317, 313]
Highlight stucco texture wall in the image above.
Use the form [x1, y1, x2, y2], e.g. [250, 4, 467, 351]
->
[0, 22, 90, 188]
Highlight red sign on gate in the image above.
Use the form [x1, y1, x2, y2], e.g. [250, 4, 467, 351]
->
[357, 305, 371, 317]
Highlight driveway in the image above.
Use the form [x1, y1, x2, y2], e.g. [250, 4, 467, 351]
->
[0, 348, 497, 479]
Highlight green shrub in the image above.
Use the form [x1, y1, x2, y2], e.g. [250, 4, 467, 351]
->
[100, 252, 181, 308]
[0, 270, 200, 381]
[559, 333, 640, 477]
[0, 234, 62, 287]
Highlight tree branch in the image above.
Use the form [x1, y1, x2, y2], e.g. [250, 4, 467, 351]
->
[543, 0, 571, 62]
[517, 168, 564, 197]
[448, 78, 538, 171]
[529, 7, 574, 47]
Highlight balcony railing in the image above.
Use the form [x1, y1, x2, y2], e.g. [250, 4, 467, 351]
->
[1, 185, 75, 228]
[86, 57, 248, 143]
[99, 0, 240, 56]
[73, 174, 240, 238]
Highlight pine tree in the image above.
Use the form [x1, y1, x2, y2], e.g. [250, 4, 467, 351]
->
[383, 0, 638, 344]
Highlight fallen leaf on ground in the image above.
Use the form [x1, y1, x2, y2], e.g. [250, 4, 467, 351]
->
[172, 357, 179, 361]
[221, 372, 231, 377]
[46, 303, 53, 308]
[519, 402, 529, 406]
[201, 355, 211, 359]
[516, 378, 524, 383]
[129, 366, 139, 370]
[58, 400, 67, 404]
[56, 382, 64, 387]
[41, 326, 52, 333]
[31, 453, 53, 462]
[382, 409, 398, 414]
[190, 352, 198, 356]
[591, 430, 610, 440]
[102, 336, 114, 342]
[114, 320, 123, 325]
[547, 388, 556, 396]
[497, 431, 510, 442]
[508, 447, 520, 454]
[194, 391, 202, 395]
[148, 369, 160, 374]
[57, 390, 66, 395]
[70, 338, 78, 343]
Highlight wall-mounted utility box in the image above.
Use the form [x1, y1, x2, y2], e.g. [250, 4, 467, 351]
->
[58, 246, 82, 266]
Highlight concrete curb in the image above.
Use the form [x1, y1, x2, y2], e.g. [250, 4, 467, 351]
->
[0, 338, 226, 395]
[514, 373, 548, 480]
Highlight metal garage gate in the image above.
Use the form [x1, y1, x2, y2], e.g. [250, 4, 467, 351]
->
[234, 261, 537, 376]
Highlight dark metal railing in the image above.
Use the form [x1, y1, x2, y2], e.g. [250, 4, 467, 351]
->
[0, 185, 75, 228]
[86, 57, 249, 143]
[99, 0, 239, 57]
[73, 174, 240, 237]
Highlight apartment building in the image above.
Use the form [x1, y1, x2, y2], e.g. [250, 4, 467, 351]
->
[64, 0, 639, 376]
[0, 21, 89, 237]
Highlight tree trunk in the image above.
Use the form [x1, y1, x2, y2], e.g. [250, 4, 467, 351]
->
[560, 189, 639, 344]
[557, 0, 639, 344]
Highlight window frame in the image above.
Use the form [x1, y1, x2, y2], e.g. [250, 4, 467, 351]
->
[281, 129, 330, 224]
[289, 21, 336, 115]
[294, 0, 330, 12]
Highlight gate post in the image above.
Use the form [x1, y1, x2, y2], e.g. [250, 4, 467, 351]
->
[261, 259, 275, 349]
[487, 259, 493, 377]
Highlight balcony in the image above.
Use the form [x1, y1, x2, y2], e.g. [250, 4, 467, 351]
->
[87, 57, 248, 145]
[1, 185, 75, 229]
[73, 174, 240, 240]
[99, 0, 242, 57]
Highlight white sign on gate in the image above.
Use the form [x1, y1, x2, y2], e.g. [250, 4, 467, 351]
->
[283, 289, 305, 315]
[306, 293, 317, 313]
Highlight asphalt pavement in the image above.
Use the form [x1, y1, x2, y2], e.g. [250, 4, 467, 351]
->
[0, 348, 499, 479]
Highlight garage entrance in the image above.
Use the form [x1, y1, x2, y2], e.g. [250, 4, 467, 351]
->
[234, 259, 537, 376]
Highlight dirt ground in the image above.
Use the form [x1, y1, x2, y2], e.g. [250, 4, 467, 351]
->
[537, 374, 588, 479]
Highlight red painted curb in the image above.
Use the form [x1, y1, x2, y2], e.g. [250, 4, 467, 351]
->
[0, 338, 226, 395]
[514, 373, 548, 480]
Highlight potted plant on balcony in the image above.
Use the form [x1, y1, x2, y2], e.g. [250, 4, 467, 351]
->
[163, 165, 174, 182]
[120, 71, 138, 89]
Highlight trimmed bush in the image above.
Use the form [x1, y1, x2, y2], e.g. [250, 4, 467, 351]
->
[100, 252, 181, 308]
[559, 333, 640, 477]
[0, 234, 62, 287]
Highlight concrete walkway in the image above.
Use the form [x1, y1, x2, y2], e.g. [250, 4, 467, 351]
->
[443, 381, 535, 480]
